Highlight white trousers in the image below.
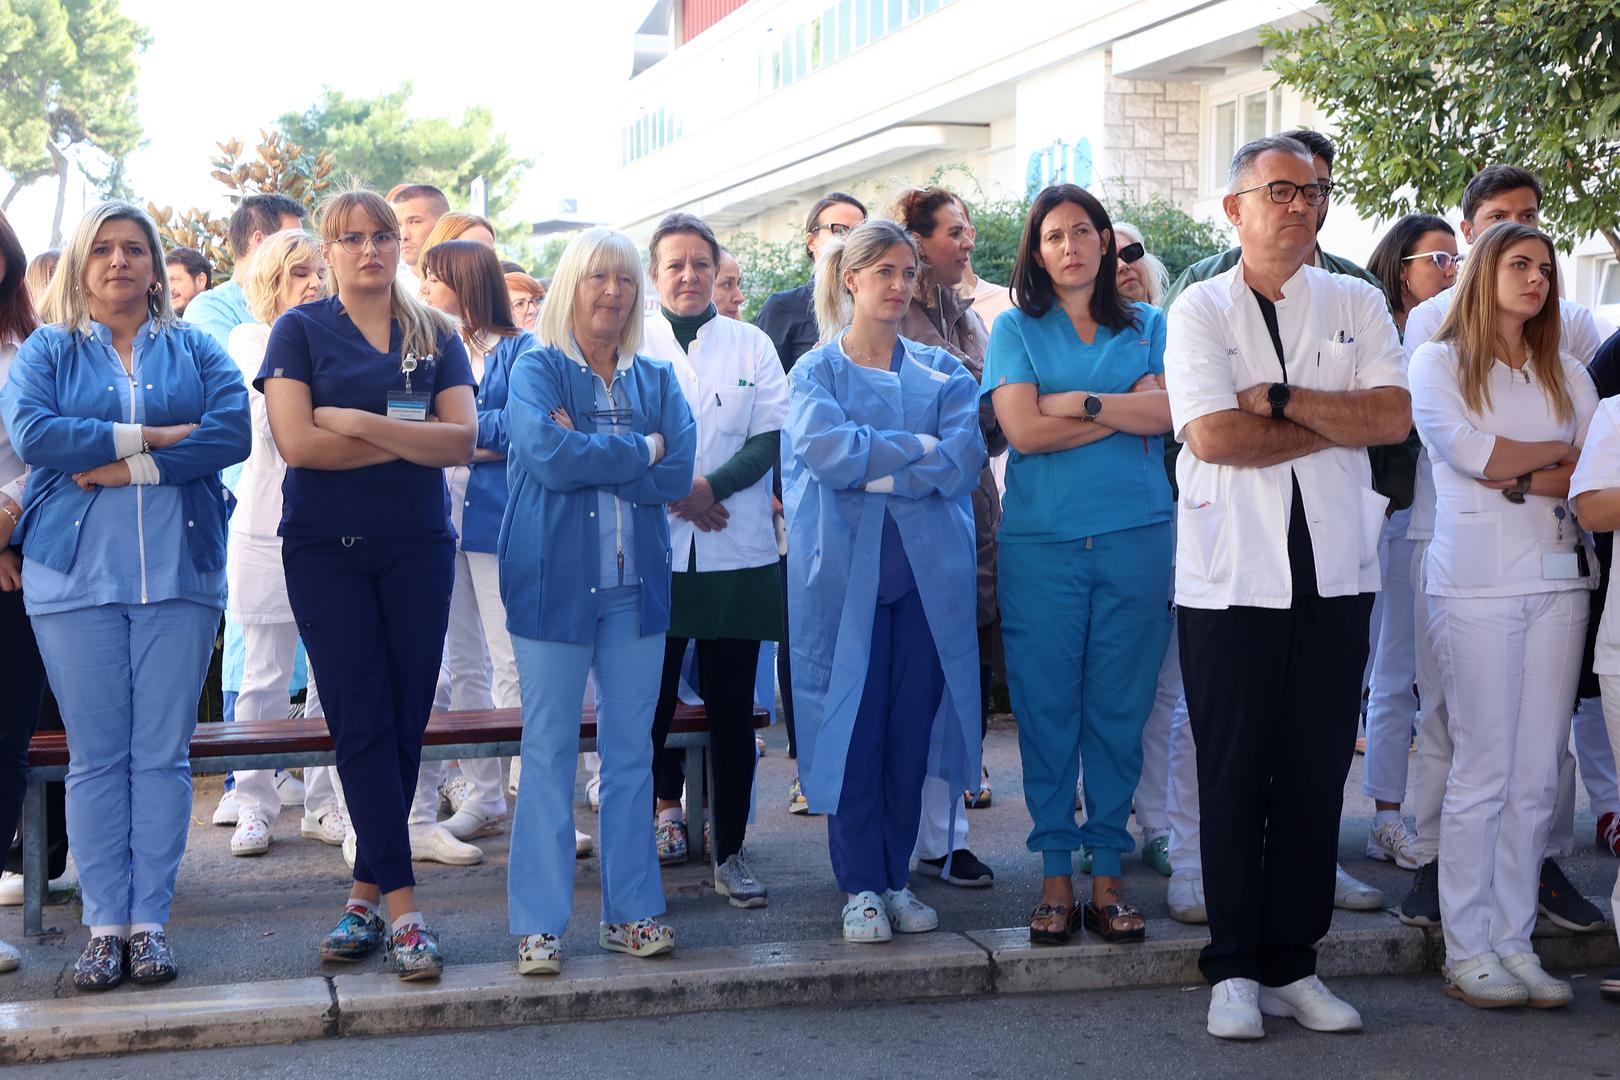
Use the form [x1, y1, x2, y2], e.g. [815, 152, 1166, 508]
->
[913, 776, 970, 860]
[1409, 540, 1451, 863]
[233, 620, 324, 822]
[1546, 695, 1620, 854]
[1596, 675, 1620, 950]
[411, 549, 515, 823]
[1133, 620, 1181, 838]
[1432, 589, 1585, 965]
[1363, 511, 1419, 802]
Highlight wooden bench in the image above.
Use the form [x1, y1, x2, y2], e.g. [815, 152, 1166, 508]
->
[19, 703, 768, 938]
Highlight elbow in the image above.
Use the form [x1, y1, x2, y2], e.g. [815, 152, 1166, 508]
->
[1380, 395, 1414, 446]
[1181, 425, 1217, 464]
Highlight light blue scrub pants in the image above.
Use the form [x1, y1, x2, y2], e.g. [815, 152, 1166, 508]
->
[1000, 522, 1173, 878]
[508, 586, 666, 936]
[30, 599, 219, 927]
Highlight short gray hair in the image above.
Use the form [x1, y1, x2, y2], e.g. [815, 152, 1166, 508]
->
[1227, 135, 1313, 192]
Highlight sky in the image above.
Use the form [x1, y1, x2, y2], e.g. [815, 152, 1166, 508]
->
[6, 0, 650, 255]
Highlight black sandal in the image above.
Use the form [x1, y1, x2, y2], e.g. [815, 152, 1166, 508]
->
[1028, 901, 1082, 946]
[1083, 900, 1146, 943]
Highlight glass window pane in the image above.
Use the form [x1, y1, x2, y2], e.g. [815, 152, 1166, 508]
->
[855, 0, 870, 45]
[795, 23, 808, 76]
[867, 0, 882, 40]
[810, 16, 822, 69]
[923, 0, 941, 11]
[1214, 101, 1236, 185]
[839, 0, 853, 54]
[907, 0, 922, 19]
[1271, 86, 1284, 130]
[1601, 262, 1620, 305]
[887, 0, 902, 33]
[1242, 91, 1268, 143]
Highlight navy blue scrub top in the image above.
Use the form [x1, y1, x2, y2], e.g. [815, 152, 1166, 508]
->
[255, 296, 475, 539]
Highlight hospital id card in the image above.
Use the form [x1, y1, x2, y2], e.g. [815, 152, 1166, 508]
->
[1542, 550, 1582, 580]
[386, 391, 431, 421]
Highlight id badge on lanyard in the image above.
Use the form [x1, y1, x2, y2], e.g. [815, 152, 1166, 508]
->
[1541, 504, 1590, 580]
[387, 353, 432, 421]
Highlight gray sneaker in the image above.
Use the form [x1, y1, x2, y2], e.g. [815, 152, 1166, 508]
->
[714, 853, 768, 908]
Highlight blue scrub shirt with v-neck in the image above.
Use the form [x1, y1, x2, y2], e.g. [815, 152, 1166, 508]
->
[255, 296, 474, 539]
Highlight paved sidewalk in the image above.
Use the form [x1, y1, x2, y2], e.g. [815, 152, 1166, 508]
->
[1, 720, 1616, 1063]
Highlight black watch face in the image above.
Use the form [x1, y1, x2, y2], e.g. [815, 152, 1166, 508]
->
[1268, 384, 1289, 406]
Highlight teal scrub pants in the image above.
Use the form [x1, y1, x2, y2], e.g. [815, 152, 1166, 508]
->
[1000, 521, 1173, 878]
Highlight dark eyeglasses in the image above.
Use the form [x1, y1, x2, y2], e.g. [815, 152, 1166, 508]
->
[1402, 251, 1464, 272]
[1118, 242, 1145, 264]
[1232, 180, 1333, 207]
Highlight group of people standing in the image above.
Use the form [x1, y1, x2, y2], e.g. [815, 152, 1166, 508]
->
[2, 126, 1619, 1043]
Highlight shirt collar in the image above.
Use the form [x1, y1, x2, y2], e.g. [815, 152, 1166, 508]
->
[89, 318, 157, 345]
[569, 334, 635, 373]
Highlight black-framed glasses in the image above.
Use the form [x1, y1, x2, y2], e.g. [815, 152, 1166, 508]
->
[333, 231, 400, 256]
[1118, 241, 1146, 264]
[1402, 251, 1464, 272]
[809, 222, 854, 238]
[1231, 180, 1333, 207]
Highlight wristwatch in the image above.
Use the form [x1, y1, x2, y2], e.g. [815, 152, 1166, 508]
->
[1267, 382, 1291, 419]
[1082, 393, 1102, 422]
[1503, 473, 1533, 504]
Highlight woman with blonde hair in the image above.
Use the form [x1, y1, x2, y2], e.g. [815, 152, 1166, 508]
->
[221, 228, 331, 858]
[258, 189, 478, 980]
[418, 212, 497, 271]
[24, 251, 59, 310]
[0, 200, 251, 989]
[501, 226, 695, 975]
[1409, 221, 1597, 1009]
[1111, 221, 1167, 308]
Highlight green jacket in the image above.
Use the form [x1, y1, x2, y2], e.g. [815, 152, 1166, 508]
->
[1162, 246, 1417, 511]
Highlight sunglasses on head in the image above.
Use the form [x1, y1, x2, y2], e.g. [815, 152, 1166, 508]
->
[1118, 241, 1145, 265]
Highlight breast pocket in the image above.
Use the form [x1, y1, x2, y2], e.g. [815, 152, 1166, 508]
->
[713, 385, 756, 436]
[1312, 339, 1356, 391]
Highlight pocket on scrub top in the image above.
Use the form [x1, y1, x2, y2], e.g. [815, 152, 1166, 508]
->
[714, 384, 756, 436]
[1313, 338, 1355, 389]
[1358, 486, 1391, 568]
[1178, 495, 1229, 584]
[1443, 510, 1501, 587]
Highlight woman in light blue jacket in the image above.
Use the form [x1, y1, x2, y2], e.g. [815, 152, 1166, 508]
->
[500, 228, 695, 976]
[0, 201, 249, 991]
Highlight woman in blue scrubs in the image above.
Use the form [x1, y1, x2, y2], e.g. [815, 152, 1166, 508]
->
[0, 201, 250, 989]
[501, 227, 696, 976]
[259, 189, 478, 981]
[985, 184, 1174, 945]
[783, 219, 985, 943]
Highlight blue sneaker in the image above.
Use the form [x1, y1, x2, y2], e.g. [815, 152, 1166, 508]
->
[320, 904, 386, 963]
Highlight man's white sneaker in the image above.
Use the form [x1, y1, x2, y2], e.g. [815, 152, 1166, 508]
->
[1207, 978, 1264, 1039]
[1366, 818, 1422, 870]
[0, 870, 68, 906]
[575, 828, 594, 858]
[439, 776, 473, 817]
[1443, 951, 1531, 1008]
[0, 938, 18, 973]
[1501, 952, 1573, 1008]
[408, 823, 483, 865]
[230, 811, 272, 857]
[1259, 975, 1362, 1032]
[300, 806, 347, 847]
[274, 770, 306, 807]
[444, 806, 507, 841]
[880, 887, 939, 933]
[212, 788, 239, 826]
[342, 831, 357, 870]
[1333, 864, 1384, 910]
[1167, 870, 1208, 924]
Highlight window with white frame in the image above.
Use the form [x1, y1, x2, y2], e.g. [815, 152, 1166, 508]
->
[1208, 84, 1285, 190]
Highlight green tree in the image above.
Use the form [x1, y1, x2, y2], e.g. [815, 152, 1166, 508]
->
[0, 0, 148, 245]
[1265, 0, 1620, 258]
[279, 84, 530, 227]
[725, 231, 806, 322]
[1104, 186, 1232, 281]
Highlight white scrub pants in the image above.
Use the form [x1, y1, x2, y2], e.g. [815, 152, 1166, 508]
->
[1363, 510, 1419, 803]
[1134, 621, 1181, 840]
[1595, 675, 1620, 949]
[1166, 692, 1200, 875]
[1546, 697, 1620, 854]
[411, 549, 514, 823]
[1430, 589, 1585, 965]
[914, 777, 969, 860]
[232, 620, 325, 823]
[1409, 540, 1451, 864]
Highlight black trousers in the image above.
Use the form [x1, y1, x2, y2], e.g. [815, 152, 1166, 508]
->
[651, 636, 762, 864]
[777, 553, 796, 757]
[0, 584, 66, 880]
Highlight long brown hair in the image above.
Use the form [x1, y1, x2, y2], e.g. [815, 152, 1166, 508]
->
[420, 239, 519, 343]
[1434, 222, 1569, 423]
[0, 211, 37, 345]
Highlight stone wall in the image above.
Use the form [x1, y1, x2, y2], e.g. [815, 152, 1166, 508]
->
[1102, 55, 1202, 207]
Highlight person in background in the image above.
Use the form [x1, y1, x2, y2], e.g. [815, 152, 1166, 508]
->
[24, 251, 58, 311]
[506, 271, 545, 333]
[1355, 214, 1459, 880]
[714, 247, 745, 320]
[223, 229, 330, 859]
[1112, 222, 1167, 308]
[1410, 222, 1594, 1009]
[784, 218, 982, 942]
[641, 212, 788, 905]
[755, 191, 867, 811]
[259, 189, 477, 981]
[500, 227, 695, 975]
[419, 212, 497, 267]
[164, 248, 211, 316]
[389, 183, 449, 293]
[895, 187, 1000, 889]
[956, 254, 1014, 328]
[0, 200, 251, 990]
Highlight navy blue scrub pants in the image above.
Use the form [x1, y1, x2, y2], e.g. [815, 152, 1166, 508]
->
[284, 535, 453, 894]
[827, 585, 942, 895]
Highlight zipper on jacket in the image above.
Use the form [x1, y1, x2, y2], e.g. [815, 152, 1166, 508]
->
[108, 339, 149, 604]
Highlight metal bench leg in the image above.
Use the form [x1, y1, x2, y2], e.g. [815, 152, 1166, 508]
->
[705, 743, 720, 883]
[22, 780, 46, 938]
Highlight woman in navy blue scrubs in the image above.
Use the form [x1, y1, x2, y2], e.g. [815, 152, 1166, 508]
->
[258, 189, 477, 981]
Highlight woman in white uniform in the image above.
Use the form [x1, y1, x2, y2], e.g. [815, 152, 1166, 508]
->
[1409, 222, 1596, 1008]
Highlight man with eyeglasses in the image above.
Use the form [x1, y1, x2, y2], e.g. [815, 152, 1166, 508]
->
[1166, 135, 1411, 1039]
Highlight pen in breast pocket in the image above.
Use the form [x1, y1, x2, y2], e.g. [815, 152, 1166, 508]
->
[714, 392, 722, 406]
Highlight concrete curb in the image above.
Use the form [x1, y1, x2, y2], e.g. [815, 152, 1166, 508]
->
[2, 918, 1615, 1065]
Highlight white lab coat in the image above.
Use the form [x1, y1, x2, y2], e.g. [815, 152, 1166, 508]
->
[1165, 262, 1407, 610]
[225, 323, 292, 624]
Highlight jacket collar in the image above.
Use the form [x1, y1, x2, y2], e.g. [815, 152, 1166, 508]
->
[88, 318, 158, 345]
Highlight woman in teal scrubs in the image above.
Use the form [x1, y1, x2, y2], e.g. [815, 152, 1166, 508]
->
[985, 184, 1173, 945]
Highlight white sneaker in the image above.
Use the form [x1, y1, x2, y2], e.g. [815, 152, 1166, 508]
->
[1259, 974, 1363, 1032]
[1443, 951, 1531, 1008]
[575, 828, 594, 858]
[230, 810, 272, 856]
[274, 770, 306, 807]
[1075, 779, 1085, 814]
[0, 938, 18, 973]
[212, 788, 239, 826]
[586, 772, 601, 812]
[440, 776, 473, 817]
[300, 806, 346, 847]
[0, 870, 73, 906]
[342, 830, 357, 870]
[444, 805, 507, 840]
[1366, 818, 1422, 870]
[842, 890, 892, 943]
[880, 886, 939, 933]
[1167, 870, 1208, 924]
[408, 822, 484, 865]
[1333, 864, 1384, 910]
[1501, 952, 1573, 1008]
[1207, 978, 1264, 1039]
[507, 756, 522, 799]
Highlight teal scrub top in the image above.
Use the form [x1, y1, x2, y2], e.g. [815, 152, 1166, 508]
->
[981, 301, 1172, 543]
